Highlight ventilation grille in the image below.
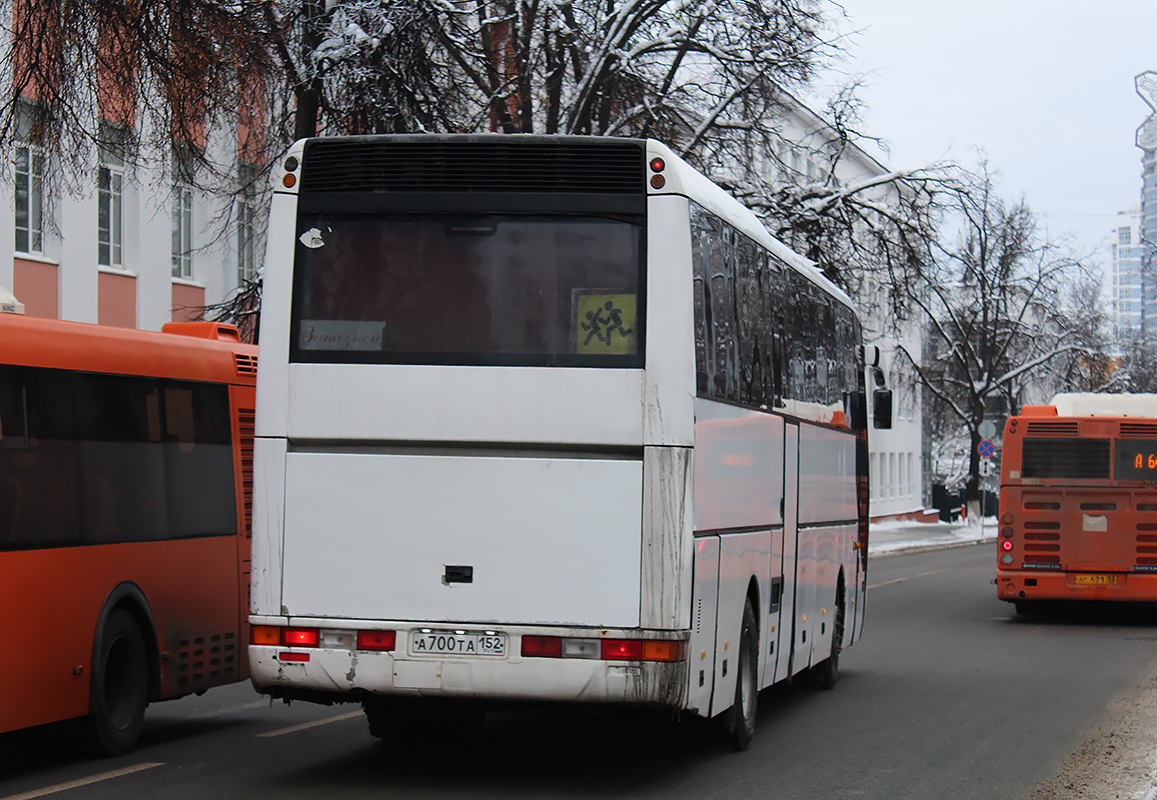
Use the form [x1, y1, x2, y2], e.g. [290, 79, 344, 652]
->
[299, 138, 647, 195]
[234, 353, 258, 376]
[238, 409, 255, 538]
[1026, 421, 1079, 437]
[1022, 438, 1110, 479]
[1121, 422, 1157, 438]
[177, 632, 238, 687]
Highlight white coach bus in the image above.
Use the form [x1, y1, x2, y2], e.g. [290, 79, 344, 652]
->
[249, 135, 891, 749]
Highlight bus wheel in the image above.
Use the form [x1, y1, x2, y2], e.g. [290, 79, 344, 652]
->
[363, 698, 393, 741]
[364, 697, 484, 744]
[85, 609, 148, 756]
[722, 599, 758, 751]
[813, 587, 845, 691]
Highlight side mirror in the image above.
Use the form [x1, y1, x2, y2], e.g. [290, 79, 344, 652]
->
[846, 390, 868, 431]
[873, 388, 893, 430]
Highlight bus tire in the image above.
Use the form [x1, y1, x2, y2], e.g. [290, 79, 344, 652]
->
[722, 599, 758, 751]
[363, 698, 393, 741]
[85, 609, 148, 756]
[814, 584, 845, 691]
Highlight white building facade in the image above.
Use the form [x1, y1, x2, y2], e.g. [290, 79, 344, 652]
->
[3, 64, 265, 333]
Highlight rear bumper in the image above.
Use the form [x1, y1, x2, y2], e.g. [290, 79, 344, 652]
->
[249, 617, 690, 710]
[997, 569, 1157, 603]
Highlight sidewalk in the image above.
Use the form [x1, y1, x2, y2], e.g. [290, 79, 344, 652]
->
[868, 517, 999, 557]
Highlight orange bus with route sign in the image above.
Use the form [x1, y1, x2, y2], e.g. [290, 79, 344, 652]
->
[997, 393, 1157, 612]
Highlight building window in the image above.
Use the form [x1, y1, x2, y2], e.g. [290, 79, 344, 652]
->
[97, 165, 123, 268]
[14, 144, 44, 254]
[171, 185, 193, 278]
[237, 163, 258, 283]
[1120, 227, 1132, 246]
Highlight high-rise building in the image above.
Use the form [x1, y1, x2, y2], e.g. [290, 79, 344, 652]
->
[1112, 206, 1143, 338]
[1136, 72, 1157, 345]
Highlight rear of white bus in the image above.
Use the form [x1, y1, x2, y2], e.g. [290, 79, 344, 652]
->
[249, 136, 697, 718]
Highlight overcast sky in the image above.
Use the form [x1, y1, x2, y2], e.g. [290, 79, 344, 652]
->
[817, 1, 1157, 277]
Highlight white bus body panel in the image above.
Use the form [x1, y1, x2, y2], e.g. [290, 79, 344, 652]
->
[285, 364, 646, 447]
[779, 424, 800, 680]
[686, 536, 720, 715]
[251, 436, 287, 617]
[279, 451, 643, 627]
[796, 424, 858, 666]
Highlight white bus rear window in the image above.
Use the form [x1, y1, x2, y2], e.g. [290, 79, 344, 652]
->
[290, 214, 643, 367]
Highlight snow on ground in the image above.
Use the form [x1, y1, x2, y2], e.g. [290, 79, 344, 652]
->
[868, 517, 999, 556]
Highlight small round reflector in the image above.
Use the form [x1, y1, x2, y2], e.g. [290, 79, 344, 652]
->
[1001, 527, 1014, 538]
[650, 175, 666, 189]
[1000, 553, 1014, 565]
[282, 173, 297, 188]
[649, 157, 665, 173]
[1001, 539, 1014, 551]
[284, 156, 299, 172]
[1001, 512, 1014, 524]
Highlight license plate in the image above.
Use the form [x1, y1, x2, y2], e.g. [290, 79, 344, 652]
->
[410, 630, 506, 657]
[1074, 574, 1119, 585]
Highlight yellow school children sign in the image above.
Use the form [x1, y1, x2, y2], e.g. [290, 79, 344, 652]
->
[576, 292, 637, 355]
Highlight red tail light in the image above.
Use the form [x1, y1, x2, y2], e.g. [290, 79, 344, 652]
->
[283, 628, 320, 647]
[357, 630, 396, 651]
[521, 636, 562, 658]
[1002, 539, 1014, 551]
[602, 639, 644, 660]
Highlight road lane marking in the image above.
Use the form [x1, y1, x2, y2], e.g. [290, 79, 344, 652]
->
[256, 710, 363, 738]
[1, 762, 163, 800]
[868, 567, 950, 590]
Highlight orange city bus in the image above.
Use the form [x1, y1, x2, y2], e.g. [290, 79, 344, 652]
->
[996, 393, 1157, 612]
[0, 312, 257, 755]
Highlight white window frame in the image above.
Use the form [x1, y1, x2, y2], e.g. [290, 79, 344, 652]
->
[97, 164, 124, 268]
[237, 163, 258, 283]
[171, 183, 193, 278]
[14, 142, 44, 255]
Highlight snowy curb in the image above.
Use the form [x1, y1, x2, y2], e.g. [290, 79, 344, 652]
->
[867, 519, 1000, 558]
[868, 534, 998, 558]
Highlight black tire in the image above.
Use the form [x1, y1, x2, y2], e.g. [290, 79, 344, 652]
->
[722, 599, 758, 751]
[364, 697, 485, 744]
[363, 698, 392, 741]
[812, 583, 845, 691]
[85, 609, 148, 756]
[1014, 600, 1042, 615]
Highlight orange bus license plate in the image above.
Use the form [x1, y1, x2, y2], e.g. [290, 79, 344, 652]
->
[1074, 574, 1119, 585]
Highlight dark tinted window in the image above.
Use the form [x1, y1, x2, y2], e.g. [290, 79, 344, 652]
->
[290, 213, 644, 367]
[1022, 438, 1110, 479]
[690, 202, 861, 417]
[0, 365, 237, 551]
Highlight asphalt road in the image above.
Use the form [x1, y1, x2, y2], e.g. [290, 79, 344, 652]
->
[4, 542, 1157, 800]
